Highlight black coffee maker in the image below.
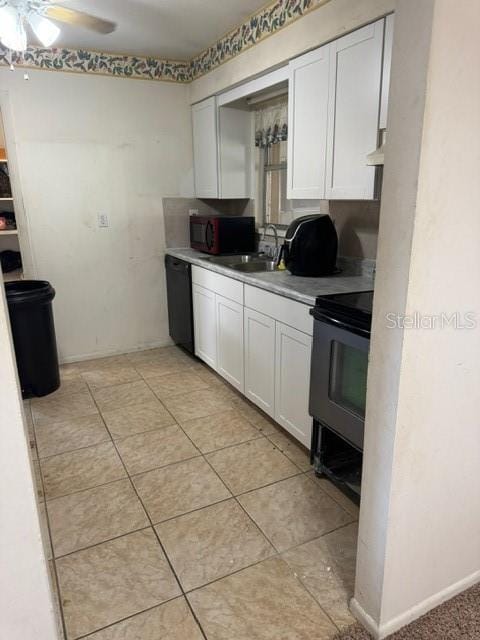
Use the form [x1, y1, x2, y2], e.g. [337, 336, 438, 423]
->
[283, 214, 337, 277]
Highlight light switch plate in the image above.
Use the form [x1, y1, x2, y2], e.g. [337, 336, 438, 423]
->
[98, 213, 109, 228]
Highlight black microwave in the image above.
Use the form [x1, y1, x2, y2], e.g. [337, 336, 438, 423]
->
[190, 215, 255, 255]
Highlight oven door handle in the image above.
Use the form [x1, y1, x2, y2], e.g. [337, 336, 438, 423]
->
[311, 310, 371, 338]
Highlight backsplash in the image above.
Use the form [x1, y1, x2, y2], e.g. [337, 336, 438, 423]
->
[328, 200, 380, 260]
[259, 199, 380, 260]
[258, 236, 375, 277]
[337, 256, 376, 278]
[163, 198, 253, 248]
[164, 196, 380, 261]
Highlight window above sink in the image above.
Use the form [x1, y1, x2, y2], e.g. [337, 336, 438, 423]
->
[254, 99, 323, 231]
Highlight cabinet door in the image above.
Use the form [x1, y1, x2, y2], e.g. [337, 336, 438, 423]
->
[244, 308, 275, 417]
[325, 19, 384, 199]
[216, 294, 244, 391]
[192, 284, 217, 369]
[192, 97, 219, 198]
[275, 322, 313, 448]
[218, 106, 253, 199]
[287, 44, 330, 199]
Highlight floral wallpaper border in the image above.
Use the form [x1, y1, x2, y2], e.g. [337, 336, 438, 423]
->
[189, 0, 330, 80]
[0, 46, 191, 82]
[0, 0, 330, 83]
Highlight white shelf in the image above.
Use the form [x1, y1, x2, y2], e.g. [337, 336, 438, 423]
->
[0, 230, 18, 236]
[3, 269, 23, 282]
[0, 197, 13, 201]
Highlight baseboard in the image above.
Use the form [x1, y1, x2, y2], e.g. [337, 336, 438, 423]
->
[350, 599, 382, 638]
[60, 339, 174, 364]
[350, 569, 480, 639]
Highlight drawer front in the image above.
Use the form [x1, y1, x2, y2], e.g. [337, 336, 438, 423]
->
[192, 266, 244, 304]
[244, 284, 313, 336]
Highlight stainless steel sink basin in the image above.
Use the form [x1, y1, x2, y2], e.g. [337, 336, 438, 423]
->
[202, 254, 277, 272]
[204, 254, 261, 265]
[231, 261, 277, 273]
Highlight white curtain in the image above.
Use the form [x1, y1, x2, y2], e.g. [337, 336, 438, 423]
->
[255, 97, 288, 148]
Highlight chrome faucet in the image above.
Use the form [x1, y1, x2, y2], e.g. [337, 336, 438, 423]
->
[262, 224, 279, 259]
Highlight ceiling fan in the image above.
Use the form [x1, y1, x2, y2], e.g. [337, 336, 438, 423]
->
[0, 0, 116, 52]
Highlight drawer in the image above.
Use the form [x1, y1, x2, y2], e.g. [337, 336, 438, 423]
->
[192, 265, 244, 304]
[244, 284, 313, 336]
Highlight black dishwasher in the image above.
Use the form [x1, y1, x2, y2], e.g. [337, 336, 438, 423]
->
[165, 255, 194, 355]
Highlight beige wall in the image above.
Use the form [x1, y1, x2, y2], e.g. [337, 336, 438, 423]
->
[1, 69, 193, 362]
[353, 0, 480, 636]
[190, 0, 395, 103]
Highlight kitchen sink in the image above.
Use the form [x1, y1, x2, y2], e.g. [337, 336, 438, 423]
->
[205, 254, 262, 265]
[202, 254, 277, 273]
[231, 261, 277, 272]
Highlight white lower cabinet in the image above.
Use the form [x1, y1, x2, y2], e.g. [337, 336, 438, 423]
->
[244, 307, 275, 417]
[216, 294, 244, 392]
[274, 322, 313, 448]
[191, 267, 313, 449]
[192, 284, 217, 369]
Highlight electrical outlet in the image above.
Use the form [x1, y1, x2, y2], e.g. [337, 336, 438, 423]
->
[98, 213, 109, 228]
[189, 209, 199, 217]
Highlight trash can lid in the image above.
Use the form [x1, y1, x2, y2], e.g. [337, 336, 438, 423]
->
[5, 280, 56, 305]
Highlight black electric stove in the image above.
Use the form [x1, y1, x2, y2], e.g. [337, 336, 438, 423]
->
[312, 290, 374, 337]
[309, 290, 374, 503]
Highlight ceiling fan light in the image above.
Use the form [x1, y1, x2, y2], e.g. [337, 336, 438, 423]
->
[28, 13, 60, 48]
[0, 7, 27, 52]
[0, 6, 16, 38]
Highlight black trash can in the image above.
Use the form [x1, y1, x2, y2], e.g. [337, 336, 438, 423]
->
[5, 280, 60, 398]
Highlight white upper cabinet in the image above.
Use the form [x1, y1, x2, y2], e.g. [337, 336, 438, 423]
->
[218, 107, 252, 199]
[287, 18, 389, 200]
[193, 17, 393, 202]
[287, 44, 330, 199]
[380, 14, 395, 129]
[192, 97, 219, 198]
[325, 19, 384, 199]
[192, 98, 252, 199]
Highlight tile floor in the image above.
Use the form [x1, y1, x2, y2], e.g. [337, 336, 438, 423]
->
[26, 345, 360, 640]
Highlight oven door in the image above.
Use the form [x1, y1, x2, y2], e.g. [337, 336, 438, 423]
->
[309, 313, 369, 450]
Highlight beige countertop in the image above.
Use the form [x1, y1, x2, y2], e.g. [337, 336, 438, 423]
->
[166, 248, 374, 307]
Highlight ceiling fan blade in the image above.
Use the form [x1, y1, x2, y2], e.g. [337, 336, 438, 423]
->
[45, 6, 116, 35]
